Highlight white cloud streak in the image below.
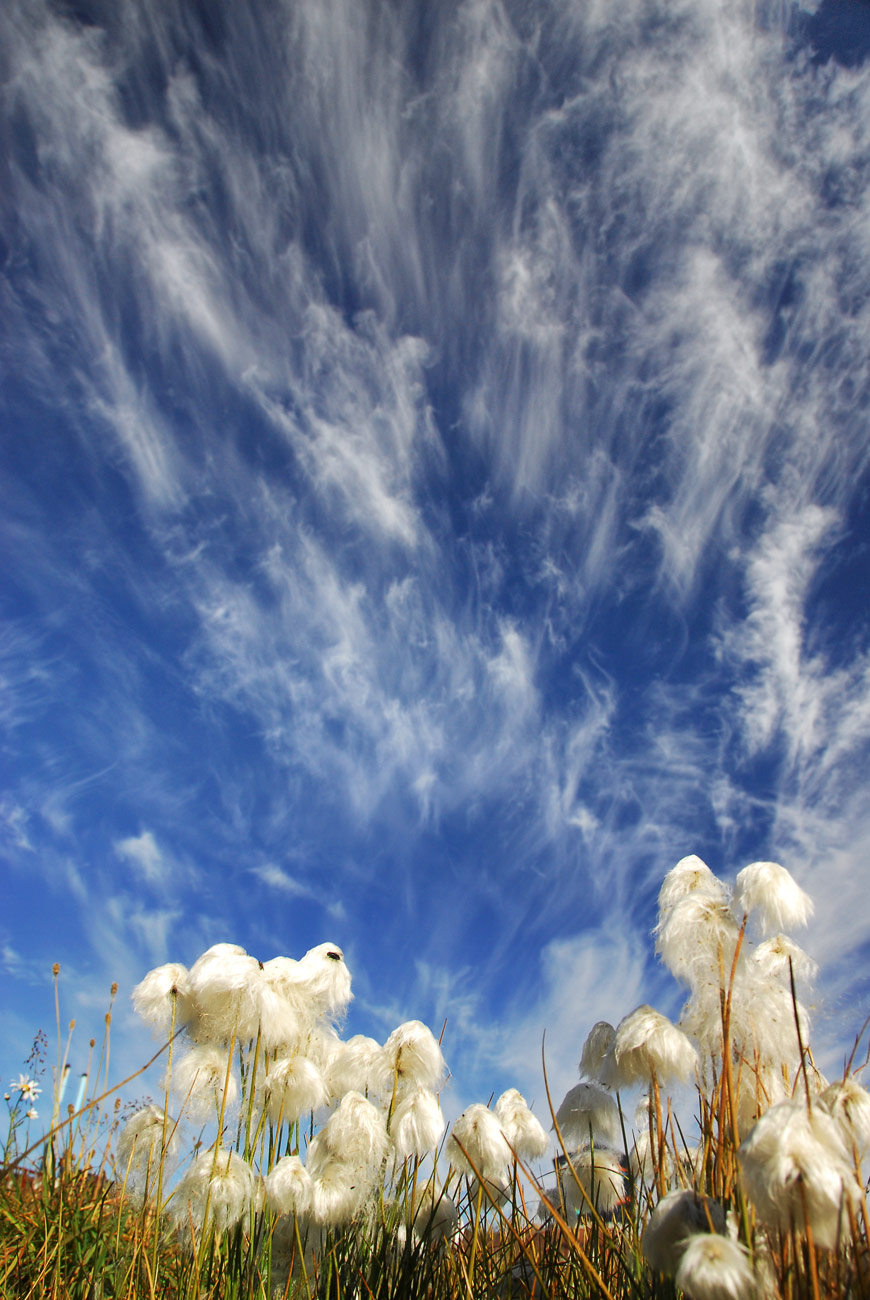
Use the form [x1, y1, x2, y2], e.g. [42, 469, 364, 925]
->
[2, 0, 870, 1097]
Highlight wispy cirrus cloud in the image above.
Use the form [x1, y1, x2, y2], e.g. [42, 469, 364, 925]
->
[2, 0, 870, 1104]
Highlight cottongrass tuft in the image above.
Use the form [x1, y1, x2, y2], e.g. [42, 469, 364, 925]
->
[307, 1153, 371, 1225]
[733, 861, 814, 934]
[642, 1188, 728, 1276]
[447, 1103, 512, 1180]
[315, 1090, 389, 1169]
[169, 1148, 257, 1239]
[287, 942, 353, 1018]
[674, 1233, 756, 1300]
[494, 1089, 550, 1161]
[408, 1182, 460, 1243]
[261, 1053, 330, 1125]
[655, 894, 741, 988]
[326, 1033, 382, 1097]
[554, 1081, 621, 1148]
[131, 963, 191, 1035]
[377, 1020, 446, 1094]
[185, 944, 263, 1043]
[751, 934, 818, 986]
[166, 1043, 239, 1121]
[389, 1087, 445, 1159]
[264, 1155, 313, 1216]
[579, 1020, 617, 1085]
[558, 1147, 626, 1218]
[819, 1076, 870, 1158]
[116, 1105, 177, 1196]
[657, 855, 730, 915]
[612, 1004, 698, 1088]
[738, 1098, 862, 1249]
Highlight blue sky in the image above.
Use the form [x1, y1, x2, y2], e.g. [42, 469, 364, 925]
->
[2, 0, 870, 1118]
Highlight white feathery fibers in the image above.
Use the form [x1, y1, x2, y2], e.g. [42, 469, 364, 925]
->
[738, 1099, 862, 1249]
[494, 1089, 550, 1160]
[284, 943, 353, 1018]
[655, 894, 741, 988]
[389, 1088, 445, 1159]
[675, 1234, 755, 1300]
[326, 1034, 382, 1097]
[376, 1020, 446, 1094]
[131, 963, 191, 1035]
[303, 1023, 343, 1075]
[317, 1091, 389, 1170]
[629, 1126, 672, 1187]
[447, 1103, 512, 1180]
[642, 1189, 727, 1276]
[733, 862, 814, 934]
[166, 1043, 238, 1120]
[409, 1183, 459, 1243]
[256, 959, 307, 1051]
[308, 1153, 370, 1225]
[264, 1155, 313, 1216]
[658, 856, 730, 917]
[185, 944, 263, 1043]
[170, 1148, 256, 1238]
[579, 1021, 617, 1085]
[680, 971, 809, 1079]
[732, 976, 810, 1069]
[751, 935, 818, 986]
[612, 1005, 698, 1088]
[261, 1054, 330, 1125]
[558, 1148, 626, 1218]
[554, 1082, 621, 1149]
[819, 1077, 870, 1160]
[116, 1105, 177, 1190]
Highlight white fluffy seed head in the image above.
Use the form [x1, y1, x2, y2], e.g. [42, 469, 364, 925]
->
[319, 1091, 389, 1170]
[264, 1155, 312, 1216]
[447, 1103, 512, 1180]
[642, 1189, 727, 1276]
[308, 1154, 370, 1225]
[116, 1105, 177, 1190]
[733, 975, 810, 1070]
[389, 1088, 445, 1159]
[612, 1005, 698, 1088]
[377, 1021, 446, 1094]
[658, 856, 730, 918]
[554, 1082, 621, 1149]
[185, 944, 263, 1044]
[738, 1099, 862, 1249]
[255, 963, 307, 1052]
[325, 1034, 382, 1098]
[733, 862, 814, 935]
[558, 1148, 626, 1217]
[166, 1043, 238, 1121]
[170, 1149, 256, 1239]
[629, 1125, 673, 1187]
[818, 1077, 870, 1160]
[751, 935, 818, 986]
[655, 894, 741, 988]
[408, 1182, 459, 1242]
[261, 1054, 330, 1125]
[494, 1090, 550, 1161]
[286, 943, 353, 1018]
[675, 1233, 755, 1300]
[132, 964, 192, 1035]
[579, 1021, 617, 1086]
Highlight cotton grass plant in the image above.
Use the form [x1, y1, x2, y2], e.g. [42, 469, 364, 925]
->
[2, 856, 870, 1299]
